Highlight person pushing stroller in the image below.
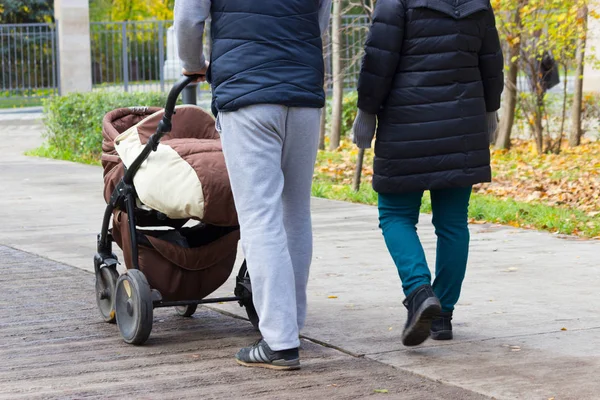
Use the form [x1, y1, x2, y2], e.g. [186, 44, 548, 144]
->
[174, 0, 332, 370]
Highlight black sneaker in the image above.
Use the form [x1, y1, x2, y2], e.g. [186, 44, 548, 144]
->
[431, 311, 453, 340]
[402, 284, 441, 346]
[235, 339, 300, 370]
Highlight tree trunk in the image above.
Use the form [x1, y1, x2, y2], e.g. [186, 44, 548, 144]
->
[554, 64, 569, 154]
[569, 5, 588, 147]
[350, 5, 374, 191]
[495, 9, 522, 150]
[205, 19, 212, 59]
[534, 92, 545, 154]
[329, 0, 343, 151]
[533, 120, 544, 154]
[319, 98, 327, 150]
[495, 66, 518, 149]
[319, 31, 330, 150]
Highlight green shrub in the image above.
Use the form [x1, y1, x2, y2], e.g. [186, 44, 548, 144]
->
[0, 88, 55, 98]
[42, 90, 168, 161]
[323, 91, 360, 138]
[341, 91, 359, 137]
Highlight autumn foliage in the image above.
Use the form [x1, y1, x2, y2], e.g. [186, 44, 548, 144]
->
[479, 140, 600, 214]
[314, 137, 600, 237]
[90, 0, 175, 22]
[492, 0, 597, 154]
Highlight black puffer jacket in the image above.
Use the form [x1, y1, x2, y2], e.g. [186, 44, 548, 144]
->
[357, 0, 504, 193]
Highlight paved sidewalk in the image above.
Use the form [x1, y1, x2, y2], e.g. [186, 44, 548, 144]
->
[1, 120, 600, 399]
[0, 107, 42, 124]
[1, 245, 484, 400]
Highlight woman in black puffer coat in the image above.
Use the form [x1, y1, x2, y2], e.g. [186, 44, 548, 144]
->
[352, 0, 503, 347]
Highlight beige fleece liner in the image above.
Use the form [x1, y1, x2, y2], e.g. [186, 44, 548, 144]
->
[114, 111, 206, 220]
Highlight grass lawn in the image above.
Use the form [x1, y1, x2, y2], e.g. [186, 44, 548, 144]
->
[26, 145, 100, 166]
[0, 97, 44, 109]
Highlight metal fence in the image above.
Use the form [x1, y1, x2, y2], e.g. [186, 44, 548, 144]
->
[90, 21, 177, 93]
[0, 16, 579, 109]
[0, 17, 374, 106]
[90, 20, 216, 95]
[89, 16, 372, 95]
[0, 23, 58, 106]
[324, 15, 371, 91]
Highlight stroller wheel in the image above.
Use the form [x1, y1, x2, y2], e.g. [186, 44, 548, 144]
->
[175, 304, 197, 317]
[235, 261, 260, 330]
[115, 270, 153, 345]
[95, 266, 119, 323]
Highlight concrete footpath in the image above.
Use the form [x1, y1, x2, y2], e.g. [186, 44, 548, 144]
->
[1, 117, 599, 399]
[1, 245, 481, 400]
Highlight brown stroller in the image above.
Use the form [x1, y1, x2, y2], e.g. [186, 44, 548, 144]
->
[94, 77, 258, 345]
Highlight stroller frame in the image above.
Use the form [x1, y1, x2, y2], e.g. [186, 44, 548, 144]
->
[94, 76, 257, 345]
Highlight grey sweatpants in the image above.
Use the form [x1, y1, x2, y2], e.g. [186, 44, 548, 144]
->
[218, 104, 321, 351]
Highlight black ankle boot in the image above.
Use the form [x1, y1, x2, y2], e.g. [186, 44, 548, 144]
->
[402, 284, 441, 346]
[430, 311, 453, 340]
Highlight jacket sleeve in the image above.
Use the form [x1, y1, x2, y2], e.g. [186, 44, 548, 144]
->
[319, 0, 333, 36]
[357, 0, 405, 115]
[174, 0, 211, 72]
[478, 5, 504, 112]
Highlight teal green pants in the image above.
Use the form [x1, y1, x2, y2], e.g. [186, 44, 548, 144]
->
[378, 187, 472, 312]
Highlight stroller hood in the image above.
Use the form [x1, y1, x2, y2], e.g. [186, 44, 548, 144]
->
[102, 105, 237, 227]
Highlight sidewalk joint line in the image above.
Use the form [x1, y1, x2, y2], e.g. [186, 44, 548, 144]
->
[299, 336, 366, 358]
[365, 326, 600, 356]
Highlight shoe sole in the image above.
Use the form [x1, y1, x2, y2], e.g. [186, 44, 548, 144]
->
[236, 359, 301, 371]
[430, 330, 453, 340]
[402, 298, 442, 347]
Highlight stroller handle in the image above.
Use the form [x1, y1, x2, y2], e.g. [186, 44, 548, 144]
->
[123, 75, 202, 185]
[163, 74, 203, 121]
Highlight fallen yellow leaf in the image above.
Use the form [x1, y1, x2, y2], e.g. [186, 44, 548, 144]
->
[561, 327, 567, 331]
[374, 389, 389, 394]
[328, 295, 338, 299]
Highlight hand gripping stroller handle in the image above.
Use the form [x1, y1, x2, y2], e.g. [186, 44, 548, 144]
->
[123, 75, 202, 185]
[163, 74, 202, 122]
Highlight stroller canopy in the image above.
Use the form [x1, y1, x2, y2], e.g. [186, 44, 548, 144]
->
[102, 105, 237, 227]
